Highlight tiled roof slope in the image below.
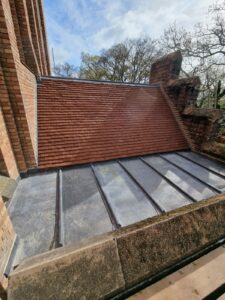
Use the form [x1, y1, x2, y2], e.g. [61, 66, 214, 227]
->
[37, 78, 189, 169]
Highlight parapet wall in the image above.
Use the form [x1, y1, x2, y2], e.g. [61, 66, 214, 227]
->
[8, 194, 225, 299]
[150, 51, 223, 150]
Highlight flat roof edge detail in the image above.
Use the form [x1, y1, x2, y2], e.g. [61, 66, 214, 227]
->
[39, 76, 160, 87]
[8, 193, 225, 300]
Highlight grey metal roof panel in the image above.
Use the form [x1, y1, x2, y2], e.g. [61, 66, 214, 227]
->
[177, 151, 225, 178]
[62, 166, 113, 245]
[142, 155, 216, 201]
[93, 161, 158, 227]
[8, 172, 57, 265]
[120, 158, 192, 212]
[8, 151, 225, 268]
[162, 153, 225, 192]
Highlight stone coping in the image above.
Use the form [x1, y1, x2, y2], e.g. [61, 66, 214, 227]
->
[8, 194, 225, 300]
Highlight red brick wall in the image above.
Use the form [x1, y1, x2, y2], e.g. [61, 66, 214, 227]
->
[0, 108, 19, 179]
[149, 51, 222, 149]
[150, 51, 182, 85]
[8, 0, 50, 76]
[0, 62, 27, 174]
[150, 52, 201, 114]
[166, 77, 201, 113]
[0, 0, 50, 173]
[0, 0, 50, 290]
[0, 150, 9, 177]
[182, 116, 209, 150]
[8, 0, 26, 64]
[25, 0, 50, 75]
[182, 109, 222, 150]
[10, 0, 50, 77]
[13, 0, 40, 75]
[0, 0, 36, 172]
[25, 0, 43, 74]
[18, 63, 37, 161]
[0, 195, 15, 292]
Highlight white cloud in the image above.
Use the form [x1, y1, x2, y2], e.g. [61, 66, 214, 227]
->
[44, 0, 215, 65]
[92, 0, 214, 50]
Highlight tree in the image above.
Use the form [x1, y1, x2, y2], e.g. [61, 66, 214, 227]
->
[160, 1, 225, 108]
[79, 53, 110, 80]
[79, 38, 161, 83]
[53, 62, 78, 77]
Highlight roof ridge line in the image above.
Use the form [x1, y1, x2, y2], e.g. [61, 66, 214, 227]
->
[39, 76, 160, 88]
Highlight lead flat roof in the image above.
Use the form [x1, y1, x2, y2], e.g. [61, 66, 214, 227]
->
[8, 151, 225, 267]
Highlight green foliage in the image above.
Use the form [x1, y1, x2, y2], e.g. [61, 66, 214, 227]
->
[53, 62, 78, 77]
[160, 1, 225, 109]
[79, 38, 161, 83]
[79, 53, 107, 80]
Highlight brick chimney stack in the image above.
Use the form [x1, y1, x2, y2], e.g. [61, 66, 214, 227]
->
[150, 51, 223, 150]
[150, 51, 182, 85]
[150, 51, 201, 113]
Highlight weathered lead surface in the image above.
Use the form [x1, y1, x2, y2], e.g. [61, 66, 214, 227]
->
[6, 151, 225, 268]
[93, 162, 158, 227]
[121, 158, 191, 211]
[143, 155, 215, 201]
[178, 151, 225, 177]
[8, 195, 225, 300]
[62, 166, 113, 245]
[8, 172, 57, 265]
[162, 153, 225, 191]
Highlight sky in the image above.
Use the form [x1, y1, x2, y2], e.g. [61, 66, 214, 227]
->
[43, 0, 214, 67]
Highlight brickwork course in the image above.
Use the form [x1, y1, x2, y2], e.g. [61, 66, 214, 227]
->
[0, 0, 224, 296]
[150, 51, 223, 150]
[0, 0, 221, 178]
[0, 0, 50, 178]
[0, 0, 50, 290]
